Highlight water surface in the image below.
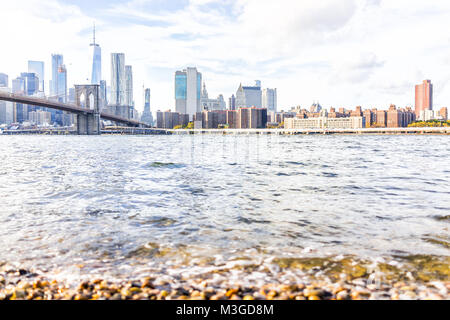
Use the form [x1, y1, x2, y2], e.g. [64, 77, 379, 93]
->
[0, 135, 448, 281]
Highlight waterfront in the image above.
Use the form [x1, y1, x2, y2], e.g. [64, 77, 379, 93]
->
[0, 135, 449, 299]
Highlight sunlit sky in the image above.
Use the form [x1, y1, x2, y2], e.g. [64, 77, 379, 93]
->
[1, 0, 450, 113]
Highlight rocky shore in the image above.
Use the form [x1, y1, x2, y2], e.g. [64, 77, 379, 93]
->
[1, 265, 448, 300]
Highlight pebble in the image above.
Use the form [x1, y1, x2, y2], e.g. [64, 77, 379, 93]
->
[0, 266, 448, 301]
[336, 290, 349, 300]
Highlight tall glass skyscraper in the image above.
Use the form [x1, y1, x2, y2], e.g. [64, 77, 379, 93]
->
[57, 65, 67, 103]
[110, 53, 126, 105]
[125, 65, 133, 107]
[175, 67, 202, 119]
[51, 54, 63, 96]
[141, 88, 153, 125]
[20, 73, 39, 96]
[51, 54, 66, 102]
[28, 61, 44, 92]
[90, 24, 101, 85]
[12, 77, 25, 123]
[0, 73, 8, 87]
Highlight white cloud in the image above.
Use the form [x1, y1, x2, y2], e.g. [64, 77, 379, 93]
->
[1, 0, 449, 112]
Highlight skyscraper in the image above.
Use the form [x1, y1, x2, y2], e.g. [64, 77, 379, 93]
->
[262, 88, 277, 112]
[236, 81, 262, 108]
[99, 80, 107, 108]
[12, 77, 26, 123]
[28, 61, 44, 92]
[141, 88, 153, 125]
[125, 65, 133, 107]
[0, 87, 13, 125]
[228, 94, 236, 110]
[50, 54, 67, 102]
[175, 67, 202, 119]
[12, 77, 25, 94]
[56, 65, 67, 103]
[0, 73, 8, 87]
[110, 53, 126, 105]
[90, 24, 101, 85]
[20, 72, 39, 96]
[415, 80, 433, 119]
[51, 54, 63, 97]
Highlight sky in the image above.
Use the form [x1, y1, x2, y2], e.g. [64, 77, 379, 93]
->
[1, 0, 450, 113]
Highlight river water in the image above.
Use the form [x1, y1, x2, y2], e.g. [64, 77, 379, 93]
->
[0, 135, 449, 283]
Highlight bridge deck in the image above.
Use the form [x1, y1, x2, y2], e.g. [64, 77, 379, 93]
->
[0, 92, 149, 127]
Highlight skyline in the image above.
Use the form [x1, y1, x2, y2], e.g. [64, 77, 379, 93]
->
[1, 0, 450, 112]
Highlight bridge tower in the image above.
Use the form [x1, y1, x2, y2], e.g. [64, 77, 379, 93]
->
[75, 84, 101, 135]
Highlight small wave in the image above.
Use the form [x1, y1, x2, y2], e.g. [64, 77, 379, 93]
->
[147, 162, 186, 169]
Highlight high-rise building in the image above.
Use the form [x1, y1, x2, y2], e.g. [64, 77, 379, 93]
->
[28, 61, 44, 92]
[0, 73, 8, 87]
[90, 24, 101, 85]
[262, 88, 277, 112]
[99, 80, 107, 108]
[141, 88, 153, 125]
[236, 81, 262, 108]
[110, 53, 126, 105]
[229, 94, 236, 110]
[175, 67, 202, 119]
[200, 82, 226, 111]
[20, 73, 39, 96]
[51, 54, 63, 97]
[56, 65, 67, 103]
[440, 107, 448, 121]
[0, 87, 13, 125]
[125, 65, 133, 107]
[12, 77, 25, 94]
[12, 77, 25, 123]
[415, 80, 433, 119]
[12, 73, 40, 122]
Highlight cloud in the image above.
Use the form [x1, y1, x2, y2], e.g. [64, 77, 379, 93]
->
[1, 0, 450, 112]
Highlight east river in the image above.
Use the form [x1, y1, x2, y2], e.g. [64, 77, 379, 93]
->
[0, 135, 449, 299]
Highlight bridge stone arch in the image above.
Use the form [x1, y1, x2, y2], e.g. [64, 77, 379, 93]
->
[75, 84, 100, 135]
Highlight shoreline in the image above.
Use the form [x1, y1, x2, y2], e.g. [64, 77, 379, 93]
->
[1, 258, 448, 300]
[1, 127, 450, 135]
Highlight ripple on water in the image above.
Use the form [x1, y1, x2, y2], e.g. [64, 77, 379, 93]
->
[0, 135, 450, 282]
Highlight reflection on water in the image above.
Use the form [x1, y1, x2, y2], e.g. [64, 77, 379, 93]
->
[0, 135, 449, 281]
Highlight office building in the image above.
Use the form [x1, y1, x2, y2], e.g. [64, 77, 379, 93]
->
[51, 54, 66, 100]
[0, 87, 13, 125]
[200, 83, 226, 110]
[110, 53, 126, 105]
[90, 24, 101, 85]
[229, 94, 236, 110]
[175, 67, 202, 119]
[12, 77, 25, 122]
[28, 61, 44, 92]
[0, 73, 8, 87]
[99, 80, 107, 108]
[262, 88, 277, 112]
[20, 72, 39, 96]
[415, 80, 433, 118]
[125, 65, 133, 107]
[141, 88, 153, 125]
[236, 81, 262, 108]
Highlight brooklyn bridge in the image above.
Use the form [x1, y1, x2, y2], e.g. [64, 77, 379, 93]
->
[0, 84, 150, 135]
